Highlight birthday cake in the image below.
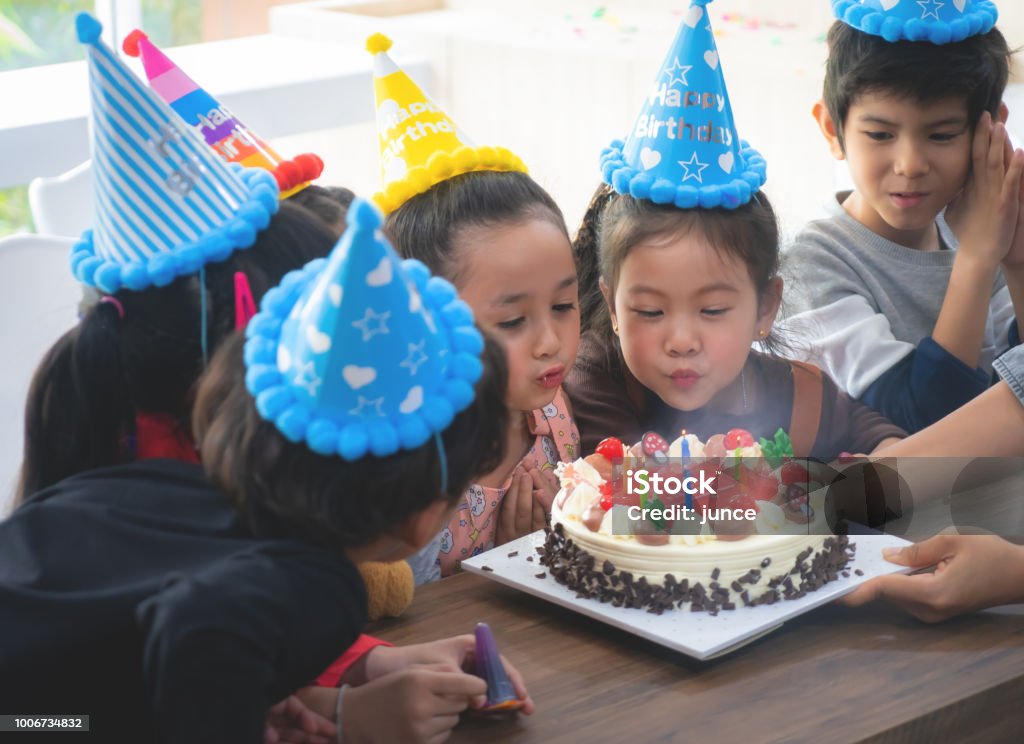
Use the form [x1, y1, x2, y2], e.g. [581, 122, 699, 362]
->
[541, 430, 853, 614]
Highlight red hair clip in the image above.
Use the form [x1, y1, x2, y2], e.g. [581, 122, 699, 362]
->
[234, 271, 256, 330]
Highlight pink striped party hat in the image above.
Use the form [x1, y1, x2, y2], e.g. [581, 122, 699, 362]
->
[123, 29, 323, 199]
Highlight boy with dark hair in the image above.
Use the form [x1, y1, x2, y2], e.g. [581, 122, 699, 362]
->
[0, 199, 532, 742]
[784, 1, 1024, 433]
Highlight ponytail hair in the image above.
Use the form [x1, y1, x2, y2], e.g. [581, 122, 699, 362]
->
[573, 183, 616, 335]
[19, 301, 134, 498]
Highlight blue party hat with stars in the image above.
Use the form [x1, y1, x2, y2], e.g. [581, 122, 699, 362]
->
[600, 0, 766, 210]
[244, 197, 484, 461]
[70, 13, 279, 295]
[832, 0, 998, 44]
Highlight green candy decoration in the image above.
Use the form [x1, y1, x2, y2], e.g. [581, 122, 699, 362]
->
[759, 428, 794, 469]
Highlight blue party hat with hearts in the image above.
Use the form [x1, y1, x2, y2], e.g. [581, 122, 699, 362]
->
[832, 0, 998, 44]
[70, 13, 279, 295]
[600, 0, 766, 210]
[244, 197, 484, 461]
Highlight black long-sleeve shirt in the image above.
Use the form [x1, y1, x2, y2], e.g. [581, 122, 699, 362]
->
[0, 459, 365, 743]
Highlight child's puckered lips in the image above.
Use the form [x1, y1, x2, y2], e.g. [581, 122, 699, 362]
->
[669, 369, 701, 390]
[537, 365, 566, 389]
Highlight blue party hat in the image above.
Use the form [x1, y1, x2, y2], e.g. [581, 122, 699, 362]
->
[244, 198, 484, 460]
[70, 13, 279, 294]
[600, 0, 766, 210]
[832, 0, 998, 44]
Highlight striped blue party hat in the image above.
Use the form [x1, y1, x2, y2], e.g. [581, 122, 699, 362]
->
[600, 0, 766, 210]
[244, 198, 484, 461]
[832, 0, 998, 44]
[70, 13, 279, 294]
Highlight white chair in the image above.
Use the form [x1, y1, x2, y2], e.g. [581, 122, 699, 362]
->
[0, 234, 83, 514]
[28, 160, 93, 238]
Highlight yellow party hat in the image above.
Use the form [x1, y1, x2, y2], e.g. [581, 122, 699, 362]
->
[366, 33, 527, 214]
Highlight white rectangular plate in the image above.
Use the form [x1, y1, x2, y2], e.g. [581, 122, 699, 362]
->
[462, 530, 912, 660]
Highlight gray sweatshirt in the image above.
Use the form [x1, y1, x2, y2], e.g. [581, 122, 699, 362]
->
[781, 192, 1016, 432]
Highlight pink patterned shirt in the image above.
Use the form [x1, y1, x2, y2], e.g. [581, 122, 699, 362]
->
[437, 387, 579, 576]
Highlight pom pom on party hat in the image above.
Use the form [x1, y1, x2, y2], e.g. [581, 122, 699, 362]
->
[244, 197, 484, 460]
[70, 13, 279, 294]
[832, 0, 998, 44]
[365, 33, 527, 214]
[122, 28, 323, 198]
[600, 0, 766, 210]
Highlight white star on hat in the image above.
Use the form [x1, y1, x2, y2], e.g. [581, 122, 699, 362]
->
[349, 395, 386, 418]
[662, 58, 692, 90]
[917, 0, 944, 20]
[352, 307, 391, 342]
[679, 152, 710, 183]
[293, 361, 322, 397]
[400, 340, 429, 376]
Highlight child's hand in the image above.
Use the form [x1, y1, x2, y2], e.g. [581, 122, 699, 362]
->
[838, 532, 1024, 622]
[366, 636, 534, 713]
[496, 467, 545, 544]
[342, 664, 486, 743]
[945, 112, 1024, 267]
[366, 636, 477, 679]
[526, 464, 560, 513]
[264, 689, 337, 744]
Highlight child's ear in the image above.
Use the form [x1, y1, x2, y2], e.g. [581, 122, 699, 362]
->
[813, 100, 845, 161]
[997, 101, 1009, 125]
[599, 278, 618, 334]
[757, 276, 784, 332]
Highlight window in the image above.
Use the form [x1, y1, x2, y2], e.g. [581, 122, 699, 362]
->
[0, 1, 206, 235]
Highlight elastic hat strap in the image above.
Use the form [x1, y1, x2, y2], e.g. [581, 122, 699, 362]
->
[200, 265, 209, 366]
[435, 431, 449, 495]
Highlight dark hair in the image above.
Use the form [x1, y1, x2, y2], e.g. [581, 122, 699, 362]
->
[574, 183, 619, 335]
[574, 186, 782, 364]
[288, 184, 356, 234]
[823, 21, 1011, 147]
[17, 201, 339, 502]
[383, 170, 569, 283]
[194, 331, 509, 551]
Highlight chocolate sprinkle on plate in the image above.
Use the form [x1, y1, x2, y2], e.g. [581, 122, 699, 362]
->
[508, 550, 519, 558]
[535, 572, 547, 579]
[481, 566, 493, 572]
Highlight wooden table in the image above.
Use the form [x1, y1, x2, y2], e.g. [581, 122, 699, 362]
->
[371, 571, 1024, 743]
